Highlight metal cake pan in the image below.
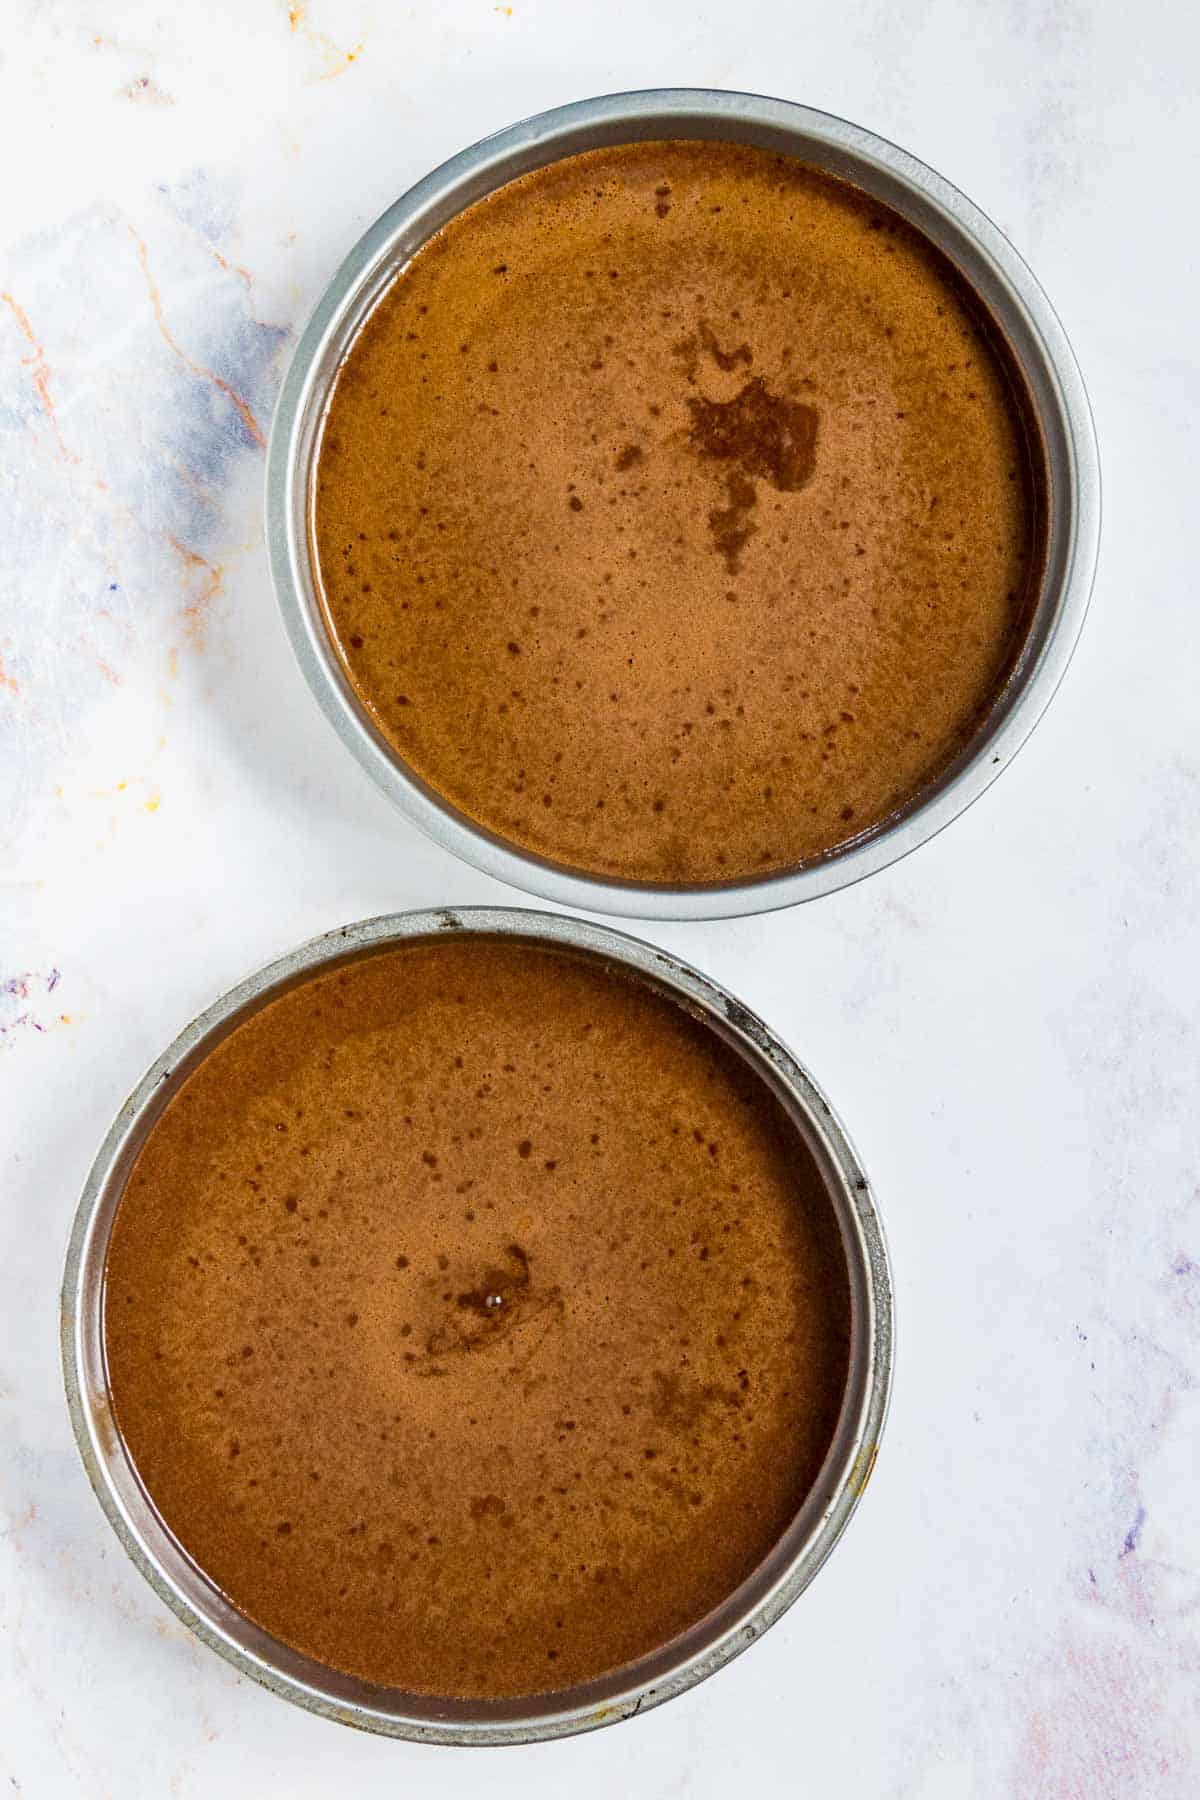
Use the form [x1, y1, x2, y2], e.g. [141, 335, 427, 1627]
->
[62, 905, 893, 1745]
[266, 88, 1100, 920]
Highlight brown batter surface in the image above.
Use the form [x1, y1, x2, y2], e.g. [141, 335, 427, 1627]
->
[104, 936, 851, 1698]
[313, 140, 1044, 885]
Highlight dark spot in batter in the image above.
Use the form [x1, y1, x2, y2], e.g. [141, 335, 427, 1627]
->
[687, 378, 818, 573]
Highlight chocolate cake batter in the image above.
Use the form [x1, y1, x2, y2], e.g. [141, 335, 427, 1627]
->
[313, 141, 1045, 884]
[104, 936, 851, 1698]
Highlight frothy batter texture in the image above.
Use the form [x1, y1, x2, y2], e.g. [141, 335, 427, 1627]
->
[104, 937, 851, 1698]
[313, 141, 1044, 884]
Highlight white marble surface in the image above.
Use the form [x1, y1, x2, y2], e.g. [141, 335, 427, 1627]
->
[2, 1, 1198, 1793]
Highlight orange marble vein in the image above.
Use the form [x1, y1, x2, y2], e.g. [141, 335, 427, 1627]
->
[128, 227, 265, 448]
[285, 1, 363, 75]
[167, 535, 224, 647]
[201, 240, 253, 290]
[1, 292, 80, 463]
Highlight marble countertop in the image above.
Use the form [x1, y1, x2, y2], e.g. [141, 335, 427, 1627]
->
[2, 2, 1197, 1794]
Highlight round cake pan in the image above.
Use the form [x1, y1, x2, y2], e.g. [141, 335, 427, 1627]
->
[267, 88, 1100, 922]
[62, 906, 892, 1746]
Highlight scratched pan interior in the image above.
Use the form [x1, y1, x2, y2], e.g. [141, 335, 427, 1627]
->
[62, 906, 893, 1745]
[266, 88, 1100, 921]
